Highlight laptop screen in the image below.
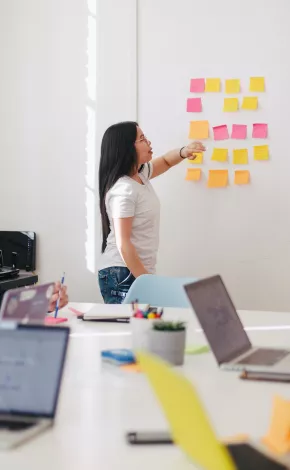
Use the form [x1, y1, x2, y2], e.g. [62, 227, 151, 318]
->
[0, 325, 69, 418]
[184, 275, 251, 364]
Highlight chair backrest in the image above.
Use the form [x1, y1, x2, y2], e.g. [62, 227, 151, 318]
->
[123, 275, 196, 308]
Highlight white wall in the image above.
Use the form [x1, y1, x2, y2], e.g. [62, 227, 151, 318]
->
[0, 0, 137, 302]
[138, 0, 290, 311]
[2, 0, 290, 311]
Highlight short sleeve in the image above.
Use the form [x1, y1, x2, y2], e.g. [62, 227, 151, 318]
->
[106, 179, 136, 218]
[139, 162, 153, 181]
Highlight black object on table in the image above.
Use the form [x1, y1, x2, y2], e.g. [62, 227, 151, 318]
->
[227, 443, 289, 470]
[0, 271, 38, 307]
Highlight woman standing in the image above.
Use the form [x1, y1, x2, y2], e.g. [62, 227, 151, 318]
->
[98, 121, 205, 304]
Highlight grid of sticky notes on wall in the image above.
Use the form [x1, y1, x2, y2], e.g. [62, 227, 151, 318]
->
[185, 76, 268, 186]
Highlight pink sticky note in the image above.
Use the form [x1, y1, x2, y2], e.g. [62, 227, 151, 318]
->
[190, 78, 205, 93]
[45, 316, 68, 325]
[252, 123, 268, 138]
[231, 124, 247, 140]
[213, 125, 229, 141]
[187, 98, 202, 112]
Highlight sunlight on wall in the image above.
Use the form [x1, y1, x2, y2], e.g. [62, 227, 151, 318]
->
[85, 0, 97, 273]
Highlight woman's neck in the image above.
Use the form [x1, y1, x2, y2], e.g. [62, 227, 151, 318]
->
[130, 167, 143, 184]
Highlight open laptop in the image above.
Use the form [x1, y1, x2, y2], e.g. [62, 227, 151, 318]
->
[184, 275, 290, 372]
[0, 323, 69, 449]
[0, 283, 54, 324]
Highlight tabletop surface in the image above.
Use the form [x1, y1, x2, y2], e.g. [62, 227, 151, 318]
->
[1, 302, 290, 470]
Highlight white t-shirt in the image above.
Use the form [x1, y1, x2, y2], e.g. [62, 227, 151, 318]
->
[98, 162, 160, 274]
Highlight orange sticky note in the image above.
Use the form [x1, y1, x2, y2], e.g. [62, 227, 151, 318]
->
[189, 121, 209, 139]
[263, 396, 290, 454]
[208, 170, 228, 188]
[234, 171, 250, 185]
[185, 168, 202, 181]
[120, 364, 142, 373]
[254, 145, 269, 161]
[205, 78, 221, 92]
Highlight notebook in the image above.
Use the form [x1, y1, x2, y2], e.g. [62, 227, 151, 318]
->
[82, 304, 131, 322]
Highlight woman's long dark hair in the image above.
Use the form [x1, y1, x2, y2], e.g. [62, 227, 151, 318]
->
[99, 121, 138, 253]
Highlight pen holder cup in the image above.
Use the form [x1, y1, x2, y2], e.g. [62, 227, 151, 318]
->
[131, 317, 158, 351]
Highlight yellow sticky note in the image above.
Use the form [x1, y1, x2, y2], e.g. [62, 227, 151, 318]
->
[233, 149, 248, 165]
[263, 396, 290, 454]
[250, 76, 265, 92]
[189, 121, 209, 139]
[137, 352, 236, 470]
[188, 152, 203, 164]
[225, 79, 240, 94]
[205, 78, 220, 92]
[211, 148, 228, 162]
[185, 168, 201, 181]
[223, 98, 239, 112]
[234, 170, 250, 185]
[241, 96, 258, 110]
[254, 145, 269, 161]
[208, 170, 228, 188]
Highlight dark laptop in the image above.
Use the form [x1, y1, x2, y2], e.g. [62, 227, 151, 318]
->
[0, 323, 69, 449]
[184, 275, 290, 372]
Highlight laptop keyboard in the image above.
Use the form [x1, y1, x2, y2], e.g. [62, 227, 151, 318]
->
[237, 348, 289, 366]
[0, 421, 35, 431]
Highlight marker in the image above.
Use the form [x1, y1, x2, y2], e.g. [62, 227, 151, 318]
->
[54, 272, 65, 318]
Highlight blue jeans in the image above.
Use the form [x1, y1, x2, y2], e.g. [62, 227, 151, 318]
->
[98, 267, 135, 304]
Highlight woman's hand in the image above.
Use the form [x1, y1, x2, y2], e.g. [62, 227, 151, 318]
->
[181, 141, 206, 160]
[48, 282, 69, 313]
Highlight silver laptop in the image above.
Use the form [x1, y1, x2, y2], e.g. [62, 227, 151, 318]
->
[0, 283, 54, 324]
[184, 275, 290, 372]
[0, 323, 69, 449]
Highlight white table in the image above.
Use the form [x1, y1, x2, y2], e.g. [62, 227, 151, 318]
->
[1, 303, 290, 469]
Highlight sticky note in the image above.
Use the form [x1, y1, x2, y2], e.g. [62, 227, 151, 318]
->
[242, 96, 258, 110]
[185, 168, 201, 181]
[137, 352, 236, 470]
[225, 79, 240, 94]
[120, 364, 142, 373]
[208, 170, 228, 188]
[185, 345, 210, 355]
[187, 98, 202, 112]
[190, 78, 205, 93]
[254, 145, 269, 161]
[223, 98, 239, 112]
[263, 396, 290, 454]
[213, 125, 229, 141]
[234, 170, 250, 185]
[188, 152, 203, 164]
[211, 148, 228, 162]
[189, 121, 209, 139]
[250, 76, 265, 92]
[231, 124, 247, 139]
[205, 78, 220, 92]
[252, 123, 268, 138]
[233, 149, 248, 165]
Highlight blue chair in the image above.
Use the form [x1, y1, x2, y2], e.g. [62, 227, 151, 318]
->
[123, 274, 196, 308]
